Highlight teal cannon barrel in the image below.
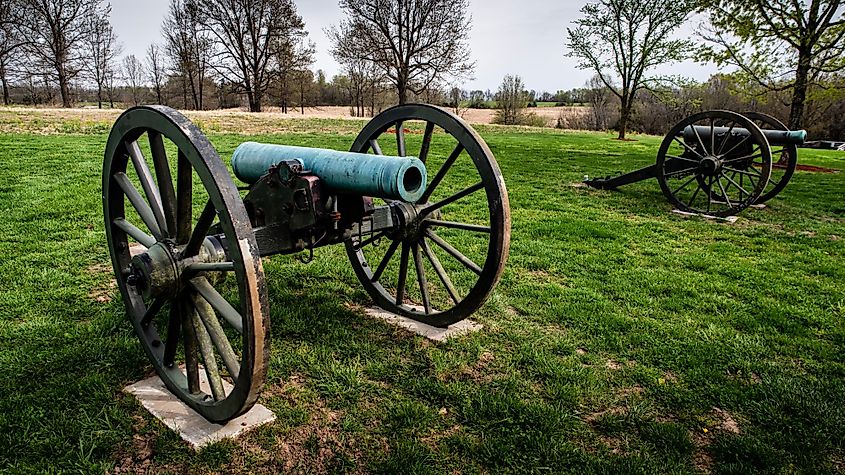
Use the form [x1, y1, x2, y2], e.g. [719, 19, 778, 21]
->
[684, 125, 807, 147]
[232, 142, 427, 202]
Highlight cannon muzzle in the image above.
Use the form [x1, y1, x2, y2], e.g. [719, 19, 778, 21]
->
[684, 125, 806, 147]
[232, 142, 427, 202]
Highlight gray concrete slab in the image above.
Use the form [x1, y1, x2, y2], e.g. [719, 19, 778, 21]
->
[672, 209, 740, 223]
[125, 369, 275, 450]
[364, 306, 482, 342]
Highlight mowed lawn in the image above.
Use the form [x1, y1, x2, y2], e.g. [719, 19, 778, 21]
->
[0, 114, 844, 474]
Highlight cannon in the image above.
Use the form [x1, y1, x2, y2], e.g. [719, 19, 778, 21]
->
[103, 104, 510, 422]
[585, 111, 803, 217]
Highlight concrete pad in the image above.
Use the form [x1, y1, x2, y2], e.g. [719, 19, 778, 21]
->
[672, 209, 740, 223]
[364, 306, 482, 342]
[125, 369, 275, 450]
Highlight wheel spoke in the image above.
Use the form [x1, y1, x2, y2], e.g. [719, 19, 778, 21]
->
[354, 231, 386, 250]
[716, 121, 737, 156]
[420, 143, 463, 203]
[671, 174, 699, 195]
[184, 261, 236, 274]
[419, 122, 435, 164]
[422, 182, 484, 216]
[665, 154, 701, 164]
[192, 293, 240, 380]
[691, 125, 708, 155]
[396, 121, 406, 157]
[148, 131, 177, 235]
[426, 229, 482, 275]
[371, 239, 400, 283]
[181, 298, 201, 394]
[191, 307, 225, 400]
[426, 219, 490, 233]
[707, 177, 713, 213]
[163, 304, 181, 367]
[720, 172, 751, 197]
[184, 200, 216, 258]
[420, 237, 460, 305]
[672, 137, 705, 161]
[709, 118, 715, 154]
[719, 135, 751, 159]
[715, 176, 733, 208]
[126, 140, 167, 236]
[176, 151, 193, 244]
[369, 139, 383, 155]
[113, 218, 156, 248]
[723, 152, 762, 164]
[663, 166, 699, 178]
[723, 166, 762, 178]
[190, 277, 243, 333]
[140, 296, 167, 328]
[395, 243, 410, 306]
[413, 243, 432, 314]
[686, 183, 702, 209]
[114, 172, 163, 240]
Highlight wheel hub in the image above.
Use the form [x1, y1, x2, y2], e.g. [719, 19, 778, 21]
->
[699, 156, 722, 177]
[129, 241, 179, 299]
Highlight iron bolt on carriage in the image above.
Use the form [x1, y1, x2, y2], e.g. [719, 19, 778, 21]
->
[585, 111, 806, 217]
[103, 104, 511, 422]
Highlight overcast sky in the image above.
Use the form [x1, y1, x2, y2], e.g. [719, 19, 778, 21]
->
[110, 0, 716, 93]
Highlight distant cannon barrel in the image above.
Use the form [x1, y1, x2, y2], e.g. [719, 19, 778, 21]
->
[232, 142, 427, 202]
[684, 125, 807, 147]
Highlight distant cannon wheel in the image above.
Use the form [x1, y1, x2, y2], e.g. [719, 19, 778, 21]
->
[346, 104, 510, 328]
[656, 110, 772, 217]
[742, 112, 798, 204]
[103, 106, 269, 422]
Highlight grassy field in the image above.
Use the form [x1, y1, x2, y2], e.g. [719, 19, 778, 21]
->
[0, 112, 844, 474]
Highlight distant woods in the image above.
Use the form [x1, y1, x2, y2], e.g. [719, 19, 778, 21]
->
[0, 0, 843, 140]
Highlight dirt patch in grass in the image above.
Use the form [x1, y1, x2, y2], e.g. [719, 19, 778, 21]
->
[795, 164, 839, 173]
[86, 262, 116, 303]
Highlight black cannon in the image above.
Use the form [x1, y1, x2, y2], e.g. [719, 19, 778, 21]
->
[103, 104, 510, 421]
[585, 111, 804, 217]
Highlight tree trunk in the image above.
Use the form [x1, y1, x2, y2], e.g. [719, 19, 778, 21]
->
[397, 78, 408, 105]
[1, 73, 8, 106]
[247, 90, 261, 112]
[58, 69, 72, 108]
[788, 48, 811, 131]
[97, 84, 103, 109]
[617, 93, 630, 140]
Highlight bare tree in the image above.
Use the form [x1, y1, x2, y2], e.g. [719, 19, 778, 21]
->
[192, 0, 307, 112]
[585, 75, 614, 130]
[698, 0, 845, 130]
[1, 0, 27, 105]
[493, 74, 528, 125]
[122, 54, 145, 106]
[328, 0, 475, 105]
[146, 43, 166, 104]
[275, 36, 314, 113]
[163, 0, 211, 110]
[84, 6, 120, 109]
[15, 0, 104, 107]
[566, 0, 692, 139]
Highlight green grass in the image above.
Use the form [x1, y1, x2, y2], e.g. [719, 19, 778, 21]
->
[1, 120, 844, 474]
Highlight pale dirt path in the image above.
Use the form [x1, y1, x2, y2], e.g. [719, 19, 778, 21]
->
[0, 105, 589, 135]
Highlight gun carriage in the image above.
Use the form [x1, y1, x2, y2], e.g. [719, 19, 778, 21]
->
[103, 104, 510, 422]
[585, 111, 804, 217]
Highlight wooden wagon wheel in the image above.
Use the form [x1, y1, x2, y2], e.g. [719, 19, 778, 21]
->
[741, 112, 798, 204]
[345, 104, 510, 328]
[656, 110, 772, 218]
[103, 106, 269, 422]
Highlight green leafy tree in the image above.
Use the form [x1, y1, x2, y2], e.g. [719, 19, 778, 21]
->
[566, 0, 693, 139]
[698, 0, 845, 130]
